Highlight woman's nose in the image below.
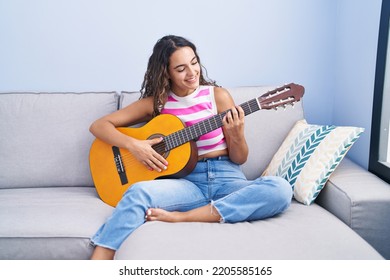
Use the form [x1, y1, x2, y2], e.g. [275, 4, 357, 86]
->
[188, 65, 197, 76]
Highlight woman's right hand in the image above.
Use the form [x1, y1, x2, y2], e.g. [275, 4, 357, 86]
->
[127, 137, 168, 172]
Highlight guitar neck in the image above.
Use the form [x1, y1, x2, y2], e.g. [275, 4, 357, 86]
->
[163, 98, 260, 151]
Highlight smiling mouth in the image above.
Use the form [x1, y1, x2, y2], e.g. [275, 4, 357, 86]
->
[186, 76, 198, 83]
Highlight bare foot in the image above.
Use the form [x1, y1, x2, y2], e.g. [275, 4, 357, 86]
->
[145, 205, 221, 223]
[90, 246, 115, 260]
[145, 208, 185, 222]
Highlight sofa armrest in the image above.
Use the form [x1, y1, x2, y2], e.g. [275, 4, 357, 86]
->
[316, 157, 390, 259]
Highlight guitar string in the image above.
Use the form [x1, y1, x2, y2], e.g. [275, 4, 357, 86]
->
[119, 141, 166, 160]
[119, 142, 167, 169]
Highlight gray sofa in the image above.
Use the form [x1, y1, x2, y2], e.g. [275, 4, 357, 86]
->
[0, 86, 389, 260]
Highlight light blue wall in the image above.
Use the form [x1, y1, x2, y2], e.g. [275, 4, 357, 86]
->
[0, 0, 382, 168]
[334, 0, 382, 168]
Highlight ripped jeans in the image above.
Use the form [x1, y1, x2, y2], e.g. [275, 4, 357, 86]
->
[90, 156, 292, 251]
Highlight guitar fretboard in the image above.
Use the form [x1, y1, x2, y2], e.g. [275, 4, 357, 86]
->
[163, 98, 260, 151]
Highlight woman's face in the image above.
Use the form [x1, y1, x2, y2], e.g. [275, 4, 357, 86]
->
[168, 46, 200, 96]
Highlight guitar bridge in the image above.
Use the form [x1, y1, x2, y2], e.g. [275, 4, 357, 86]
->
[112, 146, 128, 186]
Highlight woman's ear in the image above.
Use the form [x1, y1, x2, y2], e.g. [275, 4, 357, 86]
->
[166, 70, 171, 81]
[167, 69, 171, 80]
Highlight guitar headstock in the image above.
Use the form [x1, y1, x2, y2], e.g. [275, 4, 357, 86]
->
[258, 83, 305, 110]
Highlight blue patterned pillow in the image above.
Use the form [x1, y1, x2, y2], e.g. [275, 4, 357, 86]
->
[262, 119, 364, 205]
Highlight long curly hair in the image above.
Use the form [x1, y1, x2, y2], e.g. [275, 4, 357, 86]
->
[140, 35, 218, 117]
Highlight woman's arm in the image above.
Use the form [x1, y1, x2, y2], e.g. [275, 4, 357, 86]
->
[214, 87, 248, 164]
[89, 97, 168, 172]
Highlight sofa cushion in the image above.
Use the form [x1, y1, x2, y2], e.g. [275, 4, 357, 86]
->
[115, 201, 383, 260]
[0, 92, 119, 189]
[262, 119, 364, 205]
[120, 86, 305, 179]
[317, 158, 390, 259]
[0, 187, 113, 259]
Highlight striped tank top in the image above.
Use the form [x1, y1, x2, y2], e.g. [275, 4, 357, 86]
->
[160, 86, 227, 156]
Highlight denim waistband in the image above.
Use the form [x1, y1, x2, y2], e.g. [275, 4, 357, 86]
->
[198, 156, 230, 162]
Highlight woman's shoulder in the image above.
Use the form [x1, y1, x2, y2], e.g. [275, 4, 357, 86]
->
[120, 96, 155, 122]
[128, 95, 154, 108]
[213, 86, 231, 99]
[212, 86, 235, 112]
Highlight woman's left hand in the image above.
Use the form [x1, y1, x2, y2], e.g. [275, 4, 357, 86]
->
[222, 105, 245, 139]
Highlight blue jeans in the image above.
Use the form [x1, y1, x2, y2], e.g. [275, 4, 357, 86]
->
[91, 156, 292, 250]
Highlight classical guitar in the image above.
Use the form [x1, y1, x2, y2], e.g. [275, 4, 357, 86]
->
[89, 83, 305, 206]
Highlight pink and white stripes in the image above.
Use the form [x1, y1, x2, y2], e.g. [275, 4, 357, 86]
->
[161, 86, 227, 156]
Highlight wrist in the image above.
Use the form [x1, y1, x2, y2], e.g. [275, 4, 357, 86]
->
[124, 136, 136, 151]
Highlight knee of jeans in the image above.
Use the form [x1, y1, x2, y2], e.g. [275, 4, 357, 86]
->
[122, 181, 153, 202]
[268, 176, 293, 206]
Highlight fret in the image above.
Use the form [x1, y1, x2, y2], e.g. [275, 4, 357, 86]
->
[188, 126, 193, 140]
[166, 136, 171, 151]
[215, 114, 223, 127]
[201, 120, 208, 135]
[185, 129, 191, 142]
[207, 118, 213, 132]
[172, 132, 178, 148]
[213, 115, 218, 128]
[241, 102, 248, 114]
[179, 130, 186, 145]
[166, 137, 171, 151]
[174, 131, 181, 147]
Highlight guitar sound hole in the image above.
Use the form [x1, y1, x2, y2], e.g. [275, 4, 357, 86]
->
[149, 133, 169, 159]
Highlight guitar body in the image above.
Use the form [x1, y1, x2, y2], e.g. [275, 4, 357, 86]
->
[89, 114, 198, 207]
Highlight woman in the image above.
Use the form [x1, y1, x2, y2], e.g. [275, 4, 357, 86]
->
[89, 35, 292, 259]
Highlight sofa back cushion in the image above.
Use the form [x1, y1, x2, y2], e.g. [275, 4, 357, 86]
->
[0, 92, 119, 189]
[120, 86, 305, 179]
